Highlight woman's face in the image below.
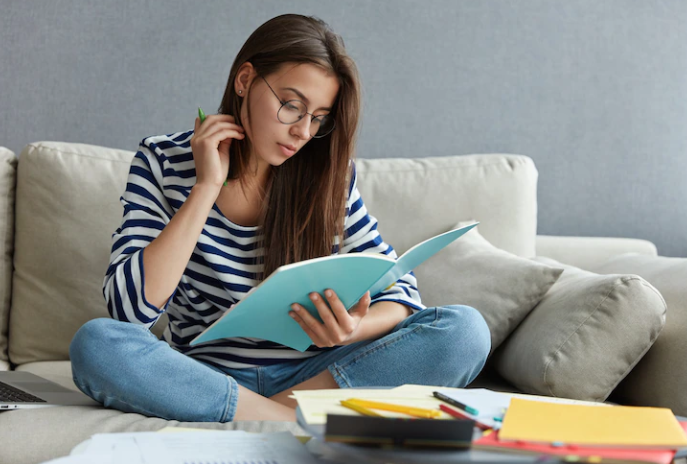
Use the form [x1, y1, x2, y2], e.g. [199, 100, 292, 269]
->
[238, 62, 340, 170]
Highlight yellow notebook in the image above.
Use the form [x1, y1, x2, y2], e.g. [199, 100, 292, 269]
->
[500, 398, 687, 448]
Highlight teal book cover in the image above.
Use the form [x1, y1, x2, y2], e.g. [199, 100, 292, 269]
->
[190, 222, 478, 351]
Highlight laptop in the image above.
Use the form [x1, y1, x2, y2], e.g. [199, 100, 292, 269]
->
[0, 371, 100, 409]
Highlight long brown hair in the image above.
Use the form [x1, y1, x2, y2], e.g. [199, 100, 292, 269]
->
[217, 14, 361, 281]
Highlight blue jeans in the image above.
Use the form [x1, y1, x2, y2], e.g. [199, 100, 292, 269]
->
[69, 305, 490, 423]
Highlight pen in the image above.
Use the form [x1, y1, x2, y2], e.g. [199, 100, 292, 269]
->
[439, 404, 491, 431]
[432, 391, 480, 415]
[340, 400, 383, 417]
[346, 398, 442, 419]
[198, 107, 228, 187]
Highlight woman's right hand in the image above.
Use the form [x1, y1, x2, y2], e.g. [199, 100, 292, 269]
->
[191, 114, 245, 189]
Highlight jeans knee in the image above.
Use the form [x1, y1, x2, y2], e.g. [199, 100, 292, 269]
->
[464, 306, 491, 363]
[70, 318, 149, 379]
[439, 305, 491, 378]
[70, 319, 114, 371]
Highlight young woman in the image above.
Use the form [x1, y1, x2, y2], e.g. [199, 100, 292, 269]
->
[69, 14, 490, 423]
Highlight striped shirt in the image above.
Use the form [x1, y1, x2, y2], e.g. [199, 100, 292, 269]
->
[103, 130, 425, 369]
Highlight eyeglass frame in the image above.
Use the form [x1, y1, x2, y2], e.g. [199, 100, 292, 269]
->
[259, 76, 336, 138]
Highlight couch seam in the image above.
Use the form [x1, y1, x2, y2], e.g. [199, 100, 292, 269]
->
[359, 159, 532, 174]
[25, 143, 133, 164]
[541, 276, 658, 401]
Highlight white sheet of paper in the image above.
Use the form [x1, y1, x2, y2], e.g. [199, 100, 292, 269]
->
[77, 431, 318, 464]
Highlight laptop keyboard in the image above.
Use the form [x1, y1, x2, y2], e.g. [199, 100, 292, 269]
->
[0, 381, 47, 403]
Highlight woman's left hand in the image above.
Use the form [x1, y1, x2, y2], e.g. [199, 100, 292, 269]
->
[289, 289, 371, 348]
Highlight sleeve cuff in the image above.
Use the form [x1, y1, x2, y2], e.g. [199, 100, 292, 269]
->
[138, 249, 177, 313]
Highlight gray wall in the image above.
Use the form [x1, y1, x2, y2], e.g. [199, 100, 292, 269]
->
[2, 0, 686, 257]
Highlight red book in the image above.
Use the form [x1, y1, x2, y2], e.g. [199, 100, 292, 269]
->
[473, 422, 687, 464]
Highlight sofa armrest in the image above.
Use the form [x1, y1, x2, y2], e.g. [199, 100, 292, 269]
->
[535, 235, 658, 271]
[0, 147, 17, 371]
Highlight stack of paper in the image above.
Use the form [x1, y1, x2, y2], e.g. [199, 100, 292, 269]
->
[292, 385, 687, 463]
[471, 398, 687, 464]
[40, 430, 319, 464]
[292, 384, 608, 426]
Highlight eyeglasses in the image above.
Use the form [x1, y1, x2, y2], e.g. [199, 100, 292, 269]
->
[260, 76, 336, 138]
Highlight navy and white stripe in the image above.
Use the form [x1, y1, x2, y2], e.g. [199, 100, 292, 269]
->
[103, 130, 425, 369]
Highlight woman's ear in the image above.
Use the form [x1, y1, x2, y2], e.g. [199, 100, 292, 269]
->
[235, 62, 255, 96]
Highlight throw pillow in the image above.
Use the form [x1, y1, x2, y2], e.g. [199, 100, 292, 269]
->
[414, 222, 563, 355]
[593, 253, 687, 416]
[492, 257, 666, 402]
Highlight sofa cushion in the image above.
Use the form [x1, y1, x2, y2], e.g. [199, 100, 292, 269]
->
[9, 142, 170, 366]
[593, 253, 687, 416]
[356, 154, 538, 257]
[492, 257, 666, 402]
[0, 147, 17, 370]
[414, 222, 563, 355]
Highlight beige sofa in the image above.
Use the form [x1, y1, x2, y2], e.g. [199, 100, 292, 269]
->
[0, 142, 685, 464]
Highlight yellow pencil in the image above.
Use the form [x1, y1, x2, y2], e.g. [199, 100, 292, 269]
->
[340, 399, 383, 417]
[347, 398, 442, 419]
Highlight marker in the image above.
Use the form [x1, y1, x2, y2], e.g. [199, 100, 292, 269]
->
[432, 391, 479, 415]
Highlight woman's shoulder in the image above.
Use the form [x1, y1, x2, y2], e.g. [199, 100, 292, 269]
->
[139, 129, 195, 162]
[132, 130, 197, 191]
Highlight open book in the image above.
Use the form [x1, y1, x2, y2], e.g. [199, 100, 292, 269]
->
[190, 222, 478, 352]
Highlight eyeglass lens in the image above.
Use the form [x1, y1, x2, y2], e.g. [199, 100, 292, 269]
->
[278, 100, 335, 138]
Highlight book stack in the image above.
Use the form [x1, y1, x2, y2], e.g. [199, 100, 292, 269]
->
[474, 398, 687, 464]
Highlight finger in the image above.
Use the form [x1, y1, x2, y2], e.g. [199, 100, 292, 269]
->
[310, 292, 345, 337]
[194, 117, 200, 133]
[203, 114, 237, 124]
[290, 308, 328, 347]
[202, 128, 245, 145]
[323, 289, 356, 333]
[350, 291, 371, 319]
[291, 303, 329, 344]
[201, 121, 245, 134]
[203, 126, 245, 140]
